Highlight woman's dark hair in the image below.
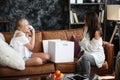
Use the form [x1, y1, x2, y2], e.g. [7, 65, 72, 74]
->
[85, 11, 102, 40]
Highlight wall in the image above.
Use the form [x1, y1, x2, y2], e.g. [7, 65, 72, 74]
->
[107, 0, 120, 67]
[0, 0, 119, 31]
[0, 0, 66, 31]
[106, 0, 120, 41]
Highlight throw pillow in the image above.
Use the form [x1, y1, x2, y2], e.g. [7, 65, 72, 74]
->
[0, 33, 5, 41]
[0, 38, 25, 70]
[70, 35, 84, 58]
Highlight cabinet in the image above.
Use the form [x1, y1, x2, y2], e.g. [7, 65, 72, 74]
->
[69, 0, 107, 40]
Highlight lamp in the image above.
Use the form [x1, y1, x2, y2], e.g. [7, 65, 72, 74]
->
[107, 5, 120, 43]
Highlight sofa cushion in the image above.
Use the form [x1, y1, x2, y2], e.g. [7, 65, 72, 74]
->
[0, 63, 55, 77]
[42, 30, 67, 40]
[70, 35, 84, 58]
[65, 28, 83, 40]
[2, 32, 14, 44]
[0, 33, 5, 41]
[55, 62, 76, 73]
[32, 32, 42, 52]
[0, 38, 25, 70]
[55, 58, 109, 75]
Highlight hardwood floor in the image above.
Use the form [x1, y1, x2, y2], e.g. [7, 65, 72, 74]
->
[99, 76, 115, 80]
[99, 72, 115, 80]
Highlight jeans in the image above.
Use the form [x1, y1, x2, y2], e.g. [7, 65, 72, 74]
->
[76, 54, 96, 78]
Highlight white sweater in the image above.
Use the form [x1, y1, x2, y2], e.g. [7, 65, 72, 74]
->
[79, 27, 105, 68]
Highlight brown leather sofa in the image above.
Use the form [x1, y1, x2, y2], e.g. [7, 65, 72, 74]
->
[0, 28, 114, 78]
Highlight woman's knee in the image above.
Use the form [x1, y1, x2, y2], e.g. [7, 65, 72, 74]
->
[25, 57, 43, 66]
[44, 53, 50, 60]
[81, 55, 88, 61]
[77, 56, 88, 65]
[34, 57, 43, 65]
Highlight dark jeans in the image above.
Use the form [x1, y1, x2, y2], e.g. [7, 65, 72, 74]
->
[76, 54, 96, 78]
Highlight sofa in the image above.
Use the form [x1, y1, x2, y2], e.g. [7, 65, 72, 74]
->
[0, 28, 114, 78]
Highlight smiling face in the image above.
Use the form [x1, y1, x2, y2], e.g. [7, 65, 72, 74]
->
[16, 18, 30, 33]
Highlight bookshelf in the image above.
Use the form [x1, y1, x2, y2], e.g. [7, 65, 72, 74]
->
[69, 0, 107, 40]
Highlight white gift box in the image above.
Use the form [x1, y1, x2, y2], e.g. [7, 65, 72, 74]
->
[42, 39, 61, 53]
[48, 40, 74, 63]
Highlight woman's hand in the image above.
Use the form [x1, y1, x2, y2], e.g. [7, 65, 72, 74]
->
[103, 41, 108, 45]
[76, 34, 84, 41]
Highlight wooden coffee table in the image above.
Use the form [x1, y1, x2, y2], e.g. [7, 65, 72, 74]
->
[0, 74, 81, 80]
[0, 73, 98, 80]
[0, 74, 49, 80]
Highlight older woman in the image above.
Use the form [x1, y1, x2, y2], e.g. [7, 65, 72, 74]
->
[76, 12, 105, 79]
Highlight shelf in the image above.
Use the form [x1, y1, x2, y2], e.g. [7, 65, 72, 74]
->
[70, 3, 105, 5]
[69, 0, 107, 40]
[71, 22, 84, 25]
[0, 20, 9, 23]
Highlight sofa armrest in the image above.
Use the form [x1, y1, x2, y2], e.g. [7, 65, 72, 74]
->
[104, 41, 114, 70]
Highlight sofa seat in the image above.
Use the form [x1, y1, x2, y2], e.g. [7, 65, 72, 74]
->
[55, 58, 111, 76]
[55, 62, 76, 73]
[0, 63, 55, 77]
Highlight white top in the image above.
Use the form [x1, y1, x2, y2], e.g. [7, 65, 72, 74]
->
[79, 26, 105, 68]
[10, 30, 32, 59]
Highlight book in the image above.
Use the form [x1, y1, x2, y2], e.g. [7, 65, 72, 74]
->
[77, 0, 83, 3]
[101, 10, 104, 23]
[70, 0, 76, 4]
[98, 11, 102, 23]
[99, 10, 104, 23]
[70, 10, 74, 23]
[73, 12, 79, 23]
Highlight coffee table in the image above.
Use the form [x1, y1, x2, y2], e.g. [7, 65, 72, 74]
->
[0, 74, 84, 80]
[47, 73, 87, 80]
[0, 73, 98, 80]
[0, 74, 49, 80]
